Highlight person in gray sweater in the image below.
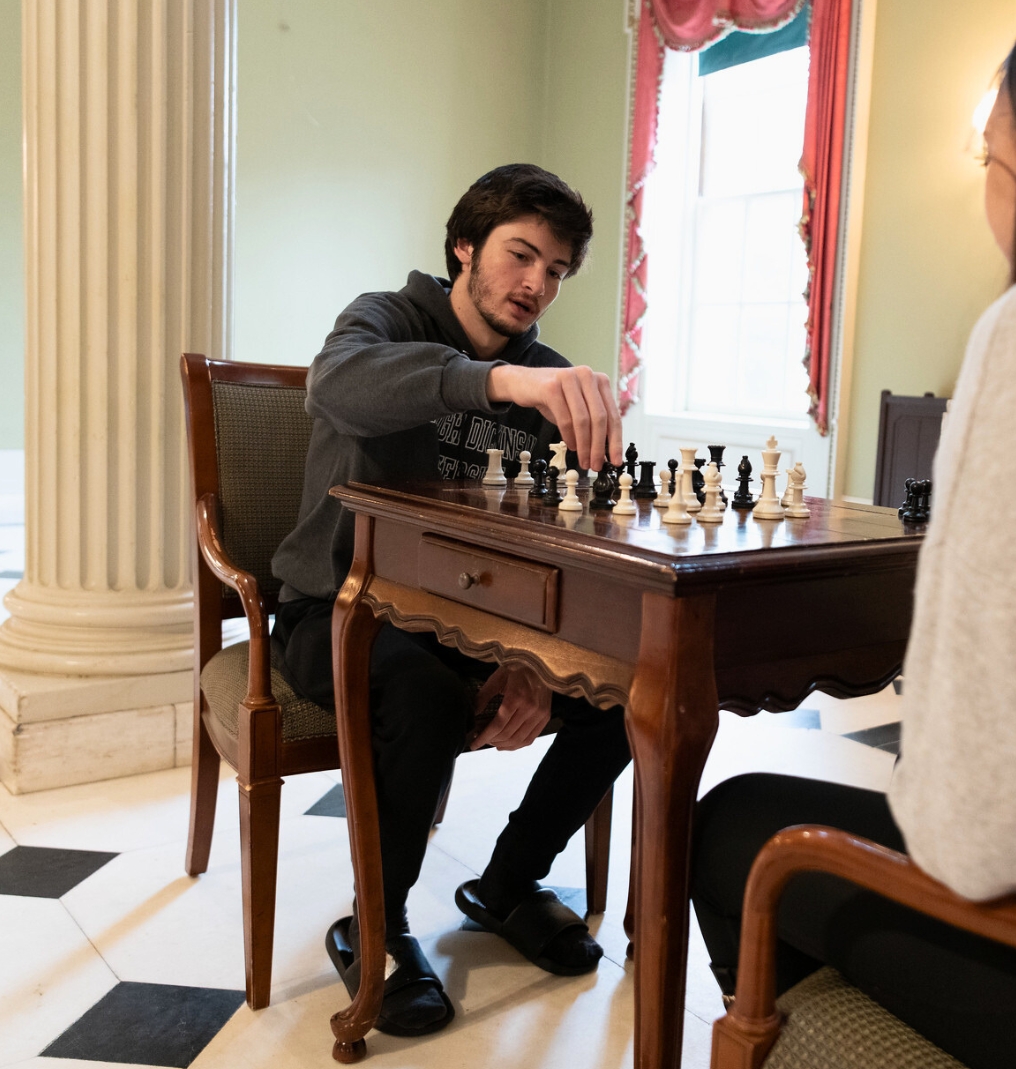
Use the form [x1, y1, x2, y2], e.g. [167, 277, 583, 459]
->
[271, 165, 630, 1037]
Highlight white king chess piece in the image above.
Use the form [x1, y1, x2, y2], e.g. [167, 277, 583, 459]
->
[483, 447, 507, 486]
[784, 462, 811, 519]
[752, 436, 785, 519]
[698, 462, 725, 523]
[516, 449, 534, 487]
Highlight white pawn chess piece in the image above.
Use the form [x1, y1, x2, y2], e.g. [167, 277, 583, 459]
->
[516, 449, 534, 487]
[662, 467, 692, 525]
[549, 441, 568, 476]
[559, 468, 583, 512]
[785, 462, 811, 519]
[614, 472, 637, 515]
[753, 436, 785, 519]
[654, 469, 671, 508]
[698, 462, 725, 523]
[482, 447, 507, 486]
[679, 446, 702, 513]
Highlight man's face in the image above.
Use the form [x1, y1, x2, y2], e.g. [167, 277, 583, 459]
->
[984, 88, 1016, 269]
[457, 216, 573, 338]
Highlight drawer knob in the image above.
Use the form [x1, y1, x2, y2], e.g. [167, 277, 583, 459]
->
[458, 571, 481, 590]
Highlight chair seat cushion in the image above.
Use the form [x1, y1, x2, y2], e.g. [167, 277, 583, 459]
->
[764, 967, 965, 1069]
[200, 640, 335, 743]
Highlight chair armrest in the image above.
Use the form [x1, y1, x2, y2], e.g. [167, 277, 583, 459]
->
[712, 825, 1016, 1068]
[195, 492, 273, 705]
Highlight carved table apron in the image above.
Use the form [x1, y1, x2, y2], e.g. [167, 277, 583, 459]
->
[325, 480, 922, 1068]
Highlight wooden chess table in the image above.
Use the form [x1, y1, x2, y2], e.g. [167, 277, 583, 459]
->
[326, 479, 923, 1068]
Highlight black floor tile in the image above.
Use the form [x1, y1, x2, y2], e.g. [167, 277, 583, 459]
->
[0, 845, 118, 898]
[843, 721, 901, 755]
[305, 782, 345, 818]
[42, 981, 245, 1067]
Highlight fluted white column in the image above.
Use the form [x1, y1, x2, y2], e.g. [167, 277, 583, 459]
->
[0, 0, 235, 676]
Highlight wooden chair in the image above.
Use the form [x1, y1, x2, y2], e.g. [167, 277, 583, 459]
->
[710, 825, 1016, 1069]
[872, 390, 948, 507]
[180, 353, 613, 1011]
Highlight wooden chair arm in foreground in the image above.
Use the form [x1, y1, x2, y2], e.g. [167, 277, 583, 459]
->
[711, 824, 1016, 1069]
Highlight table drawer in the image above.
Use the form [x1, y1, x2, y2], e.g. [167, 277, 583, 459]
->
[418, 535, 559, 632]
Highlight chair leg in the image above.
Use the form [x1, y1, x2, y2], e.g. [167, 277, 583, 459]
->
[185, 708, 221, 877]
[238, 774, 283, 1010]
[433, 765, 454, 827]
[584, 784, 613, 916]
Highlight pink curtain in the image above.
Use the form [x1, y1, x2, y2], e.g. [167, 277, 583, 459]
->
[620, 0, 846, 434]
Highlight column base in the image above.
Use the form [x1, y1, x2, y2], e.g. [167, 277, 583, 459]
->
[0, 665, 194, 794]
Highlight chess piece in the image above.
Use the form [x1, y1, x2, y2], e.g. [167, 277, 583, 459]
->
[732, 455, 755, 510]
[698, 462, 725, 523]
[625, 442, 639, 480]
[902, 479, 931, 524]
[483, 447, 507, 486]
[545, 465, 563, 507]
[559, 469, 583, 512]
[528, 458, 548, 500]
[634, 460, 658, 500]
[898, 477, 915, 519]
[784, 462, 810, 519]
[753, 436, 785, 520]
[516, 449, 534, 487]
[679, 446, 702, 513]
[588, 464, 616, 511]
[654, 469, 671, 508]
[549, 441, 568, 477]
[662, 468, 692, 525]
[608, 463, 622, 497]
[614, 472, 637, 515]
[707, 445, 728, 505]
[668, 458, 679, 496]
[692, 458, 706, 505]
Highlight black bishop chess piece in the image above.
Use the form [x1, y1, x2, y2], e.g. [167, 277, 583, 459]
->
[545, 465, 563, 507]
[668, 458, 679, 496]
[634, 460, 658, 500]
[625, 442, 639, 480]
[731, 455, 756, 510]
[707, 444, 728, 504]
[528, 458, 548, 501]
[692, 458, 707, 505]
[588, 464, 616, 511]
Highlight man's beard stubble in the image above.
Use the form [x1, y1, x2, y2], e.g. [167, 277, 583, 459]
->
[466, 257, 533, 340]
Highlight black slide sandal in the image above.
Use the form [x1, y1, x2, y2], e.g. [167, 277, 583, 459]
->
[325, 916, 455, 1037]
[455, 880, 602, 976]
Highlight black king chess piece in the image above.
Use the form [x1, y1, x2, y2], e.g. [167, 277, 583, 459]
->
[545, 465, 563, 507]
[667, 458, 679, 496]
[634, 460, 658, 499]
[589, 464, 616, 511]
[528, 458, 548, 501]
[731, 455, 756, 510]
[625, 442, 639, 480]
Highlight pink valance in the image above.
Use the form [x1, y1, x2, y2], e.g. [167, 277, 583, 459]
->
[619, 0, 846, 436]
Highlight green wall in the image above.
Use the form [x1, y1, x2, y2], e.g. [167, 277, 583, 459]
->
[0, 0, 23, 449]
[845, 0, 1015, 498]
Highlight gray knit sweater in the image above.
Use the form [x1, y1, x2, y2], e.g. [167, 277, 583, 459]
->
[888, 284, 1016, 900]
[271, 271, 569, 601]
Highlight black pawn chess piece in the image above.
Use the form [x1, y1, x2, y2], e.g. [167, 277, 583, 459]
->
[528, 458, 548, 500]
[545, 465, 563, 507]
[902, 479, 932, 524]
[732, 455, 755, 510]
[634, 460, 658, 499]
[588, 464, 616, 511]
[625, 442, 639, 480]
[898, 477, 915, 519]
[707, 444, 728, 504]
[668, 458, 679, 496]
[692, 458, 706, 505]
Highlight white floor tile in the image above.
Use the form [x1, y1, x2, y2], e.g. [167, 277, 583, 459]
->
[0, 896, 118, 1066]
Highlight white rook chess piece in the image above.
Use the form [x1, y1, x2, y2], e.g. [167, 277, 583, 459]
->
[483, 447, 507, 486]
[785, 462, 811, 519]
[679, 446, 702, 513]
[614, 472, 637, 515]
[753, 436, 785, 520]
[698, 462, 725, 523]
[559, 469, 583, 512]
[663, 465, 692, 525]
[549, 441, 568, 476]
[654, 469, 671, 508]
[516, 449, 534, 487]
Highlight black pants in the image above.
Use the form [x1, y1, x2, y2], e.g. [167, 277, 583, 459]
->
[274, 597, 631, 923]
[691, 773, 1016, 1069]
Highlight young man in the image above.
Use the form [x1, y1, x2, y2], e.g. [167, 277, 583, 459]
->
[271, 164, 630, 1037]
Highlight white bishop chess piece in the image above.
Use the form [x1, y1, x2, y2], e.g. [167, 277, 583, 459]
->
[698, 462, 725, 523]
[784, 462, 811, 519]
[752, 436, 785, 520]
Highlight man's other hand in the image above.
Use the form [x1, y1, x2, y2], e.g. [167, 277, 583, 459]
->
[486, 364, 623, 473]
[469, 664, 553, 752]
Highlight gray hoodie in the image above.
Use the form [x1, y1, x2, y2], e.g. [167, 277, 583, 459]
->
[272, 270, 570, 600]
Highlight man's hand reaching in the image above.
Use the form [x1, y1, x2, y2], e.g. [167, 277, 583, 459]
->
[486, 364, 623, 473]
[469, 664, 553, 752]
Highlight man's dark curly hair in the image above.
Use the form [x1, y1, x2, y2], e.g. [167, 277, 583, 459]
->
[444, 164, 593, 283]
[1003, 42, 1016, 286]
